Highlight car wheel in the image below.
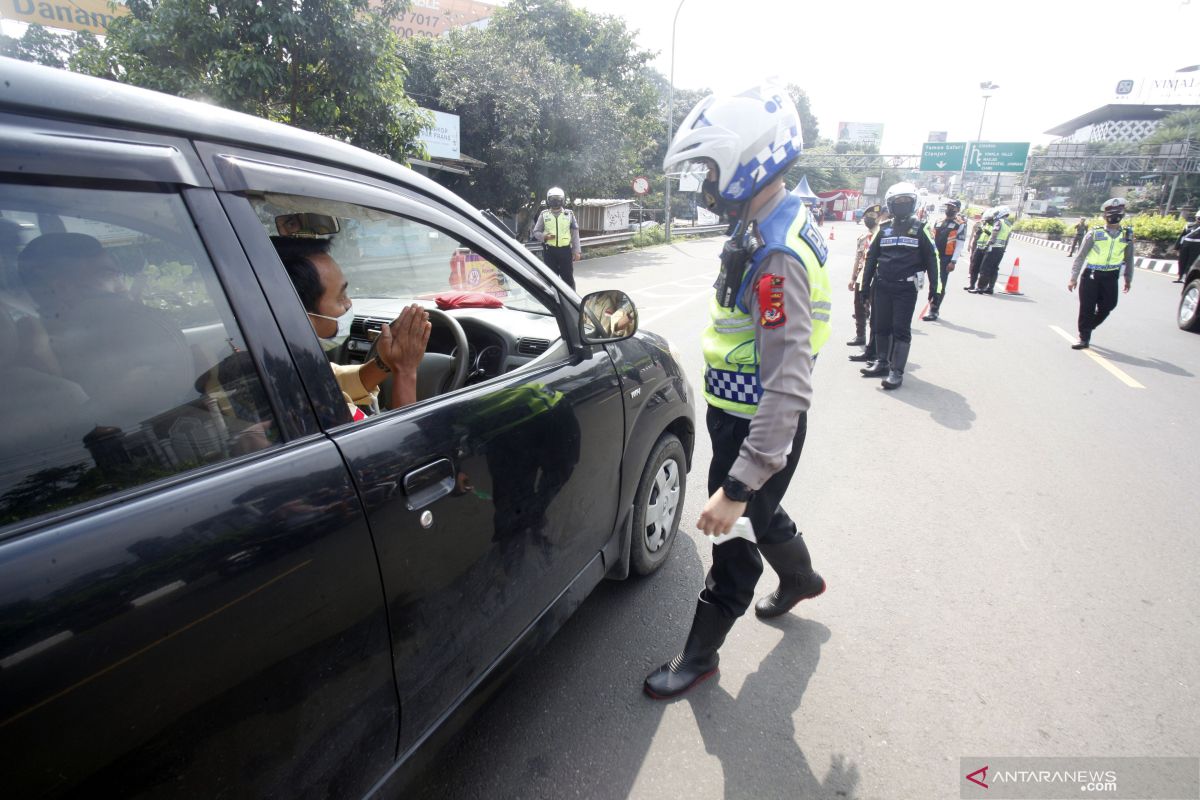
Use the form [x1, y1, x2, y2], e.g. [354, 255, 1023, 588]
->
[1179, 278, 1200, 332]
[630, 433, 686, 576]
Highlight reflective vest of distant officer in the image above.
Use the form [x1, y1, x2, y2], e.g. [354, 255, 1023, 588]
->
[532, 187, 581, 289]
[973, 207, 1012, 294]
[701, 193, 832, 416]
[966, 210, 993, 292]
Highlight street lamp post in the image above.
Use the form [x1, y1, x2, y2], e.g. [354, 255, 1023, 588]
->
[664, 0, 686, 244]
[959, 81, 999, 202]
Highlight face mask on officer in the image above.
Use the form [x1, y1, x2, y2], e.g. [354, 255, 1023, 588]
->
[888, 197, 915, 219]
[547, 196, 563, 210]
[1105, 211, 1125, 225]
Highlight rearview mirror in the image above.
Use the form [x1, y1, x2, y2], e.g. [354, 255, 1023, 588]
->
[580, 290, 638, 344]
[275, 213, 341, 237]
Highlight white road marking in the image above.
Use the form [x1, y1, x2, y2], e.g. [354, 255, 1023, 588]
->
[640, 287, 716, 326]
[1049, 325, 1145, 389]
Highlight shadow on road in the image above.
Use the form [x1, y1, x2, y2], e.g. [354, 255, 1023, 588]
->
[978, 292, 1036, 303]
[880, 370, 976, 431]
[685, 617, 860, 800]
[930, 318, 996, 339]
[1090, 347, 1195, 377]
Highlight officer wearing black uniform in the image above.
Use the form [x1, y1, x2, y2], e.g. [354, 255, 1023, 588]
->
[923, 198, 967, 321]
[860, 182, 939, 390]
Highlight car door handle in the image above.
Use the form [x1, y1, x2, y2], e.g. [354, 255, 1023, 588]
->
[403, 458, 455, 511]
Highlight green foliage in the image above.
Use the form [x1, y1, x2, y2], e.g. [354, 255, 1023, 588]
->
[403, 0, 661, 231]
[1015, 213, 1186, 243]
[1, 25, 97, 68]
[71, 0, 428, 160]
[631, 225, 666, 247]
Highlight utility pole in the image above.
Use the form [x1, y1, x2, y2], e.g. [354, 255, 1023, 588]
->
[664, 0, 686, 244]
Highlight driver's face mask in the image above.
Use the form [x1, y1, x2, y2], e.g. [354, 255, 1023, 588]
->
[309, 307, 354, 349]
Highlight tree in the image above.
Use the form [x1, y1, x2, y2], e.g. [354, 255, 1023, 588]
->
[71, 0, 428, 160]
[402, 0, 660, 232]
[1, 24, 96, 69]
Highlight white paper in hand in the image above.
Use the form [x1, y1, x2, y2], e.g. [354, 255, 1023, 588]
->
[709, 517, 756, 546]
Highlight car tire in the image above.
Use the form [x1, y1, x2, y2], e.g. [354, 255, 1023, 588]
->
[1179, 278, 1200, 332]
[629, 433, 686, 576]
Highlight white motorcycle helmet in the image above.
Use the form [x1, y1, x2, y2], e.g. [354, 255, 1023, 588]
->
[546, 187, 566, 209]
[884, 182, 920, 218]
[993, 205, 1012, 220]
[981, 207, 996, 223]
[663, 83, 803, 203]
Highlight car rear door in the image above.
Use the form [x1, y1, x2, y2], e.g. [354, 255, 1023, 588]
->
[0, 114, 398, 797]
[199, 144, 627, 752]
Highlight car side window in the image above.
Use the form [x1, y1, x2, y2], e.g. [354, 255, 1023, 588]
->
[246, 193, 563, 417]
[0, 183, 279, 528]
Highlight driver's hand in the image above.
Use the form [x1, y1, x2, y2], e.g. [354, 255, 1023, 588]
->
[377, 304, 431, 375]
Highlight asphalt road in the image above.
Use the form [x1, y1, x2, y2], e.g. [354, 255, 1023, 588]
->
[408, 221, 1200, 800]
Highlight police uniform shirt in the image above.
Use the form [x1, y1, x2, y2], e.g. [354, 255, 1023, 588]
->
[532, 209, 582, 256]
[1070, 225, 1135, 284]
[862, 216, 939, 289]
[726, 185, 816, 491]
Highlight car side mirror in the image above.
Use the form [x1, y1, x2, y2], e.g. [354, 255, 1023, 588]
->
[579, 290, 638, 344]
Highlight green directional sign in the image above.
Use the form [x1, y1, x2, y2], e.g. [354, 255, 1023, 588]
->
[965, 142, 1030, 172]
[920, 142, 965, 172]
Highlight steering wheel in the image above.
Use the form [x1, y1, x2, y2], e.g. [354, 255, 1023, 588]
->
[365, 307, 469, 402]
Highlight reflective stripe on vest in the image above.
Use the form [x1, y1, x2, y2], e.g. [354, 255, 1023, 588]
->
[700, 194, 831, 415]
[1086, 227, 1131, 270]
[542, 210, 572, 246]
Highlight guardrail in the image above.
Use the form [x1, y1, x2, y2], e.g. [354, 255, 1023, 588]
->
[524, 223, 727, 255]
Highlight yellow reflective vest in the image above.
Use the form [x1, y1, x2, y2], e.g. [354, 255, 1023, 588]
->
[701, 195, 831, 416]
[541, 210, 573, 247]
[1086, 226, 1133, 269]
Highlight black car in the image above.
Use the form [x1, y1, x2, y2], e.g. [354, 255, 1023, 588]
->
[0, 59, 694, 797]
[1180, 256, 1200, 331]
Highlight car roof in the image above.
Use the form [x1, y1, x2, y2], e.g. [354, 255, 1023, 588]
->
[0, 57, 481, 220]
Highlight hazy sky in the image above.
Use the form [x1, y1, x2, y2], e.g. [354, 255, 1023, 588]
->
[571, 0, 1200, 152]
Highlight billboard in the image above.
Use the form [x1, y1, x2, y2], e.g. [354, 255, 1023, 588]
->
[837, 121, 884, 147]
[387, 0, 498, 39]
[927, 131, 948, 142]
[419, 109, 461, 159]
[1, 0, 128, 35]
[1113, 75, 1200, 105]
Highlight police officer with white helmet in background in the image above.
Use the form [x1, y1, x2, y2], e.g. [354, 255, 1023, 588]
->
[531, 186, 581, 288]
[644, 83, 831, 700]
[859, 182, 939, 390]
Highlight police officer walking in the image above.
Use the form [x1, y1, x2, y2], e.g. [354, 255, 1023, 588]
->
[973, 205, 1012, 294]
[923, 198, 967, 321]
[1068, 197, 1134, 349]
[964, 208, 993, 293]
[859, 182, 939, 390]
[645, 83, 831, 700]
[531, 187, 581, 289]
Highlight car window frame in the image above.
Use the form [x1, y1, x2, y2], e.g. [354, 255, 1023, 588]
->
[197, 144, 591, 431]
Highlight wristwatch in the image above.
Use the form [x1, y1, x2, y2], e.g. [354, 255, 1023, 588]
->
[372, 353, 390, 373]
[721, 476, 755, 503]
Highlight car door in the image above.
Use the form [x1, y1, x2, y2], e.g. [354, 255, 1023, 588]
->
[200, 145, 627, 751]
[0, 115, 397, 797]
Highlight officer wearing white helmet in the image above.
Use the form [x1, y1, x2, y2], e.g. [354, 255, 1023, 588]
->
[645, 83, 831, 700]
[972, 204, 1013, 294]
[1068, 197, 1134, 349]
[965, 207, 995, 293]
[531, 186, 580, 288]
[859, 182, 939, 390]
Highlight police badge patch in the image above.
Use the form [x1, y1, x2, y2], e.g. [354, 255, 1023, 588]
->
[758, 273, 786, 328]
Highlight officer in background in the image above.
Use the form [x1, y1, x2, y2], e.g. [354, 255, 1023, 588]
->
[847, 204, 881, 350]
[923, 198, 967, 321]
[645, 83, 830, 700]
[1174, 209, 1200, 283]
[1068, 197, 1134, 349]
[964, 208, 994, 293]
[531, 187, 581, 289]
[859, 182, 939, 390]
[973, 205, 1012, 295]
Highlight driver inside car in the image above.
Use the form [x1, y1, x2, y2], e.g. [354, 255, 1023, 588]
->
[271, 236, 430, 419]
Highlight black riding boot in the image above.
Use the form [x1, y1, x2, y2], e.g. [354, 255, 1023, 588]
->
[644, 596, 736, 699]
[882, 340, 910, 390]
[860, 334, 890, 377]
[754, 535, 826, 618]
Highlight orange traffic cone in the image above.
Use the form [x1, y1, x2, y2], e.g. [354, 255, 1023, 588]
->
[1004, 257, 1021, 294]
[828, 227, 835, 240]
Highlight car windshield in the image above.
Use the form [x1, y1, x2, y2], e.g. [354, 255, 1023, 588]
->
[250, 193, 549, 315]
